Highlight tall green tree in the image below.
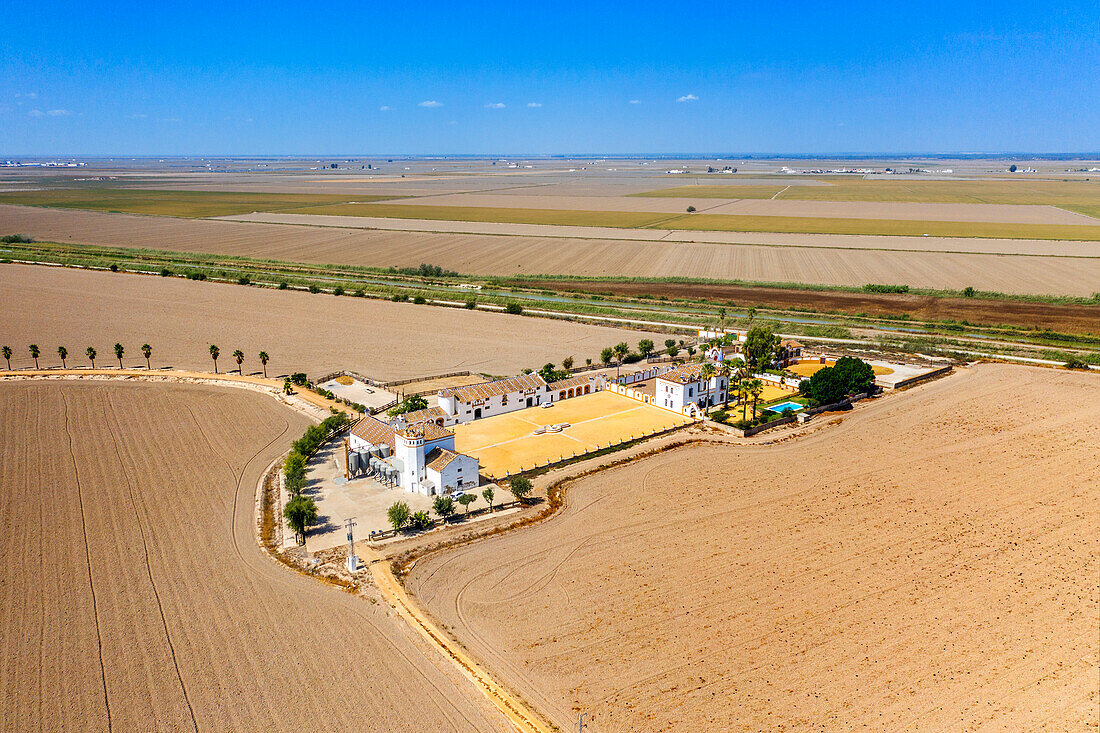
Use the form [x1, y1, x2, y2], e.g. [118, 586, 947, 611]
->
[209, 344, 220, 373]
[458, 493, 476, 515]
[258, 351, 269, 378]
[481, 487, 495, 512]
[748, 379, 764, 419]
[509, 476, 533, 504]
[141, 343, 152, 369]
[1, 345, 11, 370]
[86, 347, 97, 368]
[233, 349, 245, 374]
[113, 343, 124, 368]
[699, 362, 716, 406]
[613, 342, 630, 377]
[28, 344, 40, 369]
[283, 495, 318, 545]
[743, 326, 779, 371]
[387, 501, 411, 531]
[562, 355, 574, 371]
[717, 361, 733, 407]
[738, 378, 753, 420]
[57, 346, 68, 368]
[638, 339, 655, 357]
[433, 495, 455, 522]
[600, 347, 614, 367]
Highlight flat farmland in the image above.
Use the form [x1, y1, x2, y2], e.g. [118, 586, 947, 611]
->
[635, 178, 1100, 209]
[0, 265, 667, 380]
[0, 189, 392, 217]
[4, 205, 1100, 296]
[408, 365, 1100, 731]
[0, 380, 509, 732]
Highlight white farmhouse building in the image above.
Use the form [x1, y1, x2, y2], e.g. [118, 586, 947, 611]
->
[437, 373, 602, 423]
[655, 363, 728, 412]
[347, 415, 478, 496]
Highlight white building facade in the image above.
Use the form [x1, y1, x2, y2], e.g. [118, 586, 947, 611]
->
[656, 363, 728, 412]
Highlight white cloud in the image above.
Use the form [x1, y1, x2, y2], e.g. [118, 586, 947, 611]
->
[129, 113, 148, 119]
[418, 100, 443, 108]
[526, 102, 541, 108]
[16, 92, 38, 99]
[628, 99, 641, 104]
[46, 109, 72, 116]
[379, 105, 391, 111]
[27, 109, 44, 117]
[677, 94, 698, 102]
[485, 102, 506, 109]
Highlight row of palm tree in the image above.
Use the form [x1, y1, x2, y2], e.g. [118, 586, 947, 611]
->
[695, 354, 767, 419]
[208, 345, 270, 377]
[3, 343, 270, 377]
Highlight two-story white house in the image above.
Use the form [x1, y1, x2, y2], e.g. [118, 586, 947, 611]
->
[347, 415, 478, 496]
[655, 363, 728, 412]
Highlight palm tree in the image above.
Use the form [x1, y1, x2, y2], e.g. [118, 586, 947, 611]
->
[113, 343, 124, 368]
[29, 344, 40, 369]
[699, 362, 716, 407]
[612, 342, 629, 377]
[209, 344, 220, 373]
[258, 351, 269, 378]
[86, 346, 97, 368]
[57, 346, 68, 368]
[748, 379, 764, 420]
[141, 343, 152, 369]
[717, 361, 733, 407]
[2, 345, 11, 370]
[233, 349, 245, 374]
[746, 306, 757, 327]
[739, 378, 753, 421]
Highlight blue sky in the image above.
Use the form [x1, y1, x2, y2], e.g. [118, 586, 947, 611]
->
[2, 1, 1097, 155]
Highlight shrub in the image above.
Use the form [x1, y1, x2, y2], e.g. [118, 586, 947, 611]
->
[862, 283, 910, 294]
[1064, 357, 1089, 369]
[353, 288, 365, 297]
[308, 284, 320, 294]
[278, 281, 288, 290]
[465, 299, 477, 309]
[332, 285, 344, 296]
[290, 372, 309, 386]
[237, 276, 250, 285]
[962, 286, 975, 297]
[0, 234, 33, 244]
[504, 302, 523, 315]
[409, 511, 433, 530]
[109, 263, 119, 272]
[622, 352, 643, 364]
[686, 205, 696, 213]
[412, 295, 427, 304]
[187, 271, 207, 281]
[159, 267, 172, 277]
[710, 409, 729, 424]
[391, 293, 408, 302]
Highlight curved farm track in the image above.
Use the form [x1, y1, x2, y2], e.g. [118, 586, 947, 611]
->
[0, 380, 509, 733]
[408, 364, 1100, 731]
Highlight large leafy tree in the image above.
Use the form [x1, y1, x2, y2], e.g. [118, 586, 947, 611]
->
[432, 495, 455, 522]
[387, 501, 411, 531]
[742, 326, 780, 371]
[283, 495, 318, 545]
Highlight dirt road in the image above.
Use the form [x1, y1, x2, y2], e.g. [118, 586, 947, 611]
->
[407, 364, 1100, 731]
[0, 380, 511, 732]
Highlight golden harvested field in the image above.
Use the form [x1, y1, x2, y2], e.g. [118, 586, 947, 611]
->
[3, 205, 1098, 296]
[408, 365, 1100, 731]
[453, 391, 693, 478]
[0, 265, 667, 381]
[276, 202, 1100, 240]
[0, 380, 509, 732]
[0, 189, 392, 217]
[636, 178, 1100, 207]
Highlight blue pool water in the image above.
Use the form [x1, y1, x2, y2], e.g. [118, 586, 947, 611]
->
[767, 401, 804, 413]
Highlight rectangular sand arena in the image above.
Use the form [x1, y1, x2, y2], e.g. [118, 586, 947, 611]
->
[454, 390, 693, 478]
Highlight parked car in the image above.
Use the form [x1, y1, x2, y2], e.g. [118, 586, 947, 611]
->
[450, 490, 467, 500]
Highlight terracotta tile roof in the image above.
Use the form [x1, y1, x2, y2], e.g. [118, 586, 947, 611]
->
[781, 340, 804, 349]
[545, 374, 598, 392]
[349, 416, 395, 448]
[396, 405, 447, 425]
[395, 421, 454, 441]
[425, 446, 462, 472]
[657, 363, 714, 385]
[438, 373, 546, 403]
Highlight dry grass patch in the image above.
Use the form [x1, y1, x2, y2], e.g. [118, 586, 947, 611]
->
[0, 189, 394, 217]
[279, 202, 676, 228]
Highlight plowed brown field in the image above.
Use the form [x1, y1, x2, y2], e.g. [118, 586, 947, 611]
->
[0, 265, 665, 380]
[408, 364, 1100, 731]
[0, 380, 509, 732]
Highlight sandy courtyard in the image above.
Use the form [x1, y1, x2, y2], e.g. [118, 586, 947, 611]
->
[408, 364, 1099, 731]
[453, 391, 694, 478]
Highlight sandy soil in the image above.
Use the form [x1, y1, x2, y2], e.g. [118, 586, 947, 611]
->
[381, 193, 1098, 224]
[0, 380, 511, 732]
[0, 265, 666, 380]
[3, 206, 1100, 296]
[407, 364, 1099, 731]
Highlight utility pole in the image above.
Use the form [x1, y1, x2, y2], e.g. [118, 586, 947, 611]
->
[344, 517, 358, 573]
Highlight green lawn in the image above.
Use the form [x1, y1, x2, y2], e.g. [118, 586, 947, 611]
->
[0, 189, 395, 218]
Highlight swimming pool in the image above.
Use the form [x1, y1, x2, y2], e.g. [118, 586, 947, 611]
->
[766, 401, 804, 413]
